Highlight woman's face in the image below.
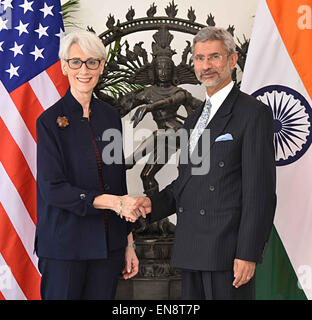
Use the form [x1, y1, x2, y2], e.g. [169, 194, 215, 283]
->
[61, 43, 105, 96]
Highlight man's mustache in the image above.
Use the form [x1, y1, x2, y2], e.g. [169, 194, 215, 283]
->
[200, 69, 219, 77]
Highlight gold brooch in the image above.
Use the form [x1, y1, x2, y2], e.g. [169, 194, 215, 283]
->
[56, 116, 69, 128]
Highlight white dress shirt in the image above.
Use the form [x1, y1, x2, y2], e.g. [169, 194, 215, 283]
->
[193, 81, 234, 131]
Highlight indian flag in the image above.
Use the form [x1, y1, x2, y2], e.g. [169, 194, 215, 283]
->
[241, 0, 312, 300]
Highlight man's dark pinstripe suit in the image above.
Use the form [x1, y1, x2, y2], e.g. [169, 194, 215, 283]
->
[148, 85, 276, 299]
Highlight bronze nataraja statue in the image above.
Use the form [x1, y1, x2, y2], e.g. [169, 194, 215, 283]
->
[96, 27, 203, 235]
[120, 27, 203, 195]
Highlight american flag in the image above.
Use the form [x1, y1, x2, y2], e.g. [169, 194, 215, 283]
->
[0, 0, 68, 299]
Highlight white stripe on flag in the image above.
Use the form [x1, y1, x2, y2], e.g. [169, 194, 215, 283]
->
[241, 0, 312, 300]
[0, 253, 26, 300]
[0, 81, 37, 178]
[0, 164, 38, 272]
[29, 71, 61, 110]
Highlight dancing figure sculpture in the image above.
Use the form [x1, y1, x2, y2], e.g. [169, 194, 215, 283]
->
[95, 27, 203, 235]
[121, 28, 203, 196]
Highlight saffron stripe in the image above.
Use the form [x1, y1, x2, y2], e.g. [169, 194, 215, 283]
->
[266, 0, 312, 100]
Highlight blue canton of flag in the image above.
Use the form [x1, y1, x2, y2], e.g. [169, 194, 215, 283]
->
[0, 0, 65, 93]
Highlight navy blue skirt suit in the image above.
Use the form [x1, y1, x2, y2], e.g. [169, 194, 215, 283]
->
[35, 89, 133, 299]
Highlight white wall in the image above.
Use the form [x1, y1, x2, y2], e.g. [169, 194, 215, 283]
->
[62, 0, 259, 223]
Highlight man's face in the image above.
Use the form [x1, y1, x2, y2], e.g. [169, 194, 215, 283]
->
[193, 40, 238, 94]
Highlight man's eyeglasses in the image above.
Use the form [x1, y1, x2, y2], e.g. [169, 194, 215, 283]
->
[194, 53, 226, 64]
[65, 58, 101, 70]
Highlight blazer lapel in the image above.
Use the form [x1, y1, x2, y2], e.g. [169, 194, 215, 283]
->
[177, 101, 205, 174]
[175, 85, 240, 197]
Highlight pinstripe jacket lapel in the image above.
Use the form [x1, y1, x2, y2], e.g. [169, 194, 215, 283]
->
[175, 85, 239, 197]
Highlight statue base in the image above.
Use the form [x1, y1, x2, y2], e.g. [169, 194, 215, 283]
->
[116, 235, 181, 300]
[116, 276, 181, 300]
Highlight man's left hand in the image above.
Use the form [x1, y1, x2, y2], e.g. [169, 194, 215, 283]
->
[232, 259, 256, 288]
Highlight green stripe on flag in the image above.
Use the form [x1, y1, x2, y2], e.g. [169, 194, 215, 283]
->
[256, 226, 307, 300]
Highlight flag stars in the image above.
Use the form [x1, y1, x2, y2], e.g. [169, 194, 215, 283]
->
[6, 63, 20, 79]
[9, 42, 24, 57]
[30, 45, 44, 61]
[35, 23, 49, 39]
[1, 0, 13, 10]
[19, 0, 34, 14]
[39, 3, 54, 18]
[0, 41, 4, 52]
[55, 28, 65, 39]
[15, 20, 29, 36]
[0, 17, 9, 32]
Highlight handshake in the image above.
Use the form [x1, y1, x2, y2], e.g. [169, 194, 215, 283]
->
[93, 194, 152, 222]
[116, 195, 152, 223]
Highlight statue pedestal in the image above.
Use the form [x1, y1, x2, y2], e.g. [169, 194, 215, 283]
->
[116, 236, 181, 300]
[116, 276, 181, 300]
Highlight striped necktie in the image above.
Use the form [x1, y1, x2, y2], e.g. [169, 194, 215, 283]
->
[189, 99, 212, 154]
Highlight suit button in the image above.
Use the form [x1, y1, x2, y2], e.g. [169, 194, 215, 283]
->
[178, 207, 184, 213]
[209, 185, 215, 191]
[80, 193, 86, 200]
[199, 209, 205, 216]
[104, 184, 110, 191]
[219, 161, 225, 168]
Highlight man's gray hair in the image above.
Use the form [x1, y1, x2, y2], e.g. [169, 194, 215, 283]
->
[59, 30, 107, 61]
[192, 26, 237, 55]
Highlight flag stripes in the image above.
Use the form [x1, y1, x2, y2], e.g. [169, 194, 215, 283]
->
[241, 0, 312, 299]
[46, 61, 69, 97]
[0, 80, 37, 178]
[267, 0, 312, 100]
[0, 0, 67, 300]
[29, 70, 62, 111]
[0, 60, 69, 299]
[0, 163, 38, 271]
[0, 252, 26, 300]
[0, 118, 37, 225]
[0, 203, 41, 300]
[10, 82, 45, 142]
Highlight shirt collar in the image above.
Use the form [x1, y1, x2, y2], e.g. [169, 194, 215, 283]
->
[63, 88, 96, 118]
[205, 81, 234, 109]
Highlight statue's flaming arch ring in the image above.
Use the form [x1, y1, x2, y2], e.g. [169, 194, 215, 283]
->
[99, 17, 205, 46]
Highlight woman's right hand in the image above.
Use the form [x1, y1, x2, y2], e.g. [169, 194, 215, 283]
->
[93, 194, 150, 222]
[118, 195, 151, 222]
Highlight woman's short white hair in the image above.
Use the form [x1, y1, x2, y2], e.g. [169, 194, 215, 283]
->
[59, 30, 107, 60]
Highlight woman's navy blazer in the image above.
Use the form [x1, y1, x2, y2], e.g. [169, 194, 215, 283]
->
[35, 89, 132, 260]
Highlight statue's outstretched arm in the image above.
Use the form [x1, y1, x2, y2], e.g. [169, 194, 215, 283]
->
[130, 90, 187, 127]
[115, 88, 146, 117]
[183, 91, 204, 116]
